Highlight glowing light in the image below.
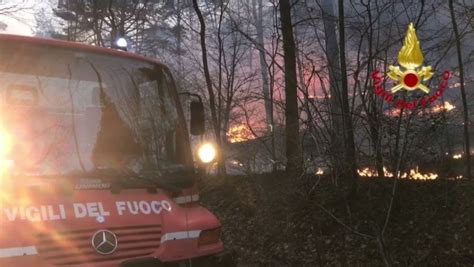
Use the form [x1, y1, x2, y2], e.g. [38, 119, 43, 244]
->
[408, 167, 438, 180]
[316, 168, 324, 175]
[227, 124, 255, 143]
[453, 153, 462, 159]
[384, 108, 401, 117]
[357, 167, 375, 177]
[197, 143, 217, 163]
[432, 101, 455, 113]
[357, 167, 394, 178]
[115, 37, 127, 48]
[230, 160, 243, 167]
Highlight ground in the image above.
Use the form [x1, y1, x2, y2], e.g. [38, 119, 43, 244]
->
[199, 173, 474, 266]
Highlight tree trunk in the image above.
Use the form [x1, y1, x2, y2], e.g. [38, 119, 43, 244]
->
[338, 0, 357, 181]
[321, 0, 344, 179]
[252, 0, 276, 171]
[321, 0, 357, 181]
[279, 0, 303, 173]
[368, 2, 384, 179]
[449, 0, 471, 179]
[192, 0, 223, 172]
[176, 0, 183, 82]
[252, 0, 272, 125]
[216, 2, 226, 175]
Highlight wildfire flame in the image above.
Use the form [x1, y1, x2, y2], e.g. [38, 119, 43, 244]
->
[398, 23, 424, 70]
[357, 166, 439, 180]
[316, 168, 324, 175]
[227, 124, 256, 143]
[230, 160, 244, 167]
[384, 108, 401, 117]
[431, 101, 455, 113]
[358, 167, 395, 178]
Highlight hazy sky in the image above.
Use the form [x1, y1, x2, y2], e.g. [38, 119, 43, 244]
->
[2, 16, 33, 36]
[0, 0, 53, 36]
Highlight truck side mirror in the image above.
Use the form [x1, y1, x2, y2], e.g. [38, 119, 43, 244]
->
[190, 101, 205, 135]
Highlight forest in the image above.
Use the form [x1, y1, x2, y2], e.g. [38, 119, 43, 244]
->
[7, 0, 474, 265]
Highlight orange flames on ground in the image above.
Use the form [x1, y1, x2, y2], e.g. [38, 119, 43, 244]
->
[384, 101, 455, 117]
[357, 166, 439, 180]
[227, 124, 256, 143]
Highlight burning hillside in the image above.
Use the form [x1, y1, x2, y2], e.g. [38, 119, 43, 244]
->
[227, 124, 256, 143]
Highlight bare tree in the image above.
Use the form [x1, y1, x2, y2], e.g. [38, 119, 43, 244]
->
[321, 0, 356, 181]
[338, 0, 357, 183]
[449, 0, 471, 179]
[192, 0, 224, 173]
[252, 0, 272, 130]
[279, 0, 303, 173]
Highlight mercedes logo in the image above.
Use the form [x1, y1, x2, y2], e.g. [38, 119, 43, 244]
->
[91, 230, 118, 255]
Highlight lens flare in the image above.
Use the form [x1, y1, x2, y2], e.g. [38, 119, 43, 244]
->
[197, 143, 217, 163]
[0, 128, 12, 157]
[0, 128, 13, 182]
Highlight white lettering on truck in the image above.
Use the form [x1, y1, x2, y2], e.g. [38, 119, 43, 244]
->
[2, 200, 172, 222]
[3, 205, 67, 222]
[73, 202, 110, 218]
[115, 200, 171, 215]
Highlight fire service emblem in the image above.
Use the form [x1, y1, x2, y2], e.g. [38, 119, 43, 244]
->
[91, 230, 118, 255]
[371, 23, 451, 109]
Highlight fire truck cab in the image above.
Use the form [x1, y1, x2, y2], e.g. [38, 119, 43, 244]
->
[0, 35, 225, 266]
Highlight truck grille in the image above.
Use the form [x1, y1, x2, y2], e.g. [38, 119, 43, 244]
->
[36, 224, 161, 266]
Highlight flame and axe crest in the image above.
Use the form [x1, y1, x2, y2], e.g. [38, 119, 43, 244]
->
[388, 23, 433, 93]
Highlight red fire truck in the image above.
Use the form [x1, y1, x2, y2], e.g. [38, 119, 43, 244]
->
[0, 34, 227, 266]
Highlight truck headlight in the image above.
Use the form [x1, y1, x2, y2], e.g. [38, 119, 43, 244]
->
[197, 143, 217, 163]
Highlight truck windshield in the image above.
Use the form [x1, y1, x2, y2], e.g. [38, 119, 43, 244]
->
[0, 41, 191, 177]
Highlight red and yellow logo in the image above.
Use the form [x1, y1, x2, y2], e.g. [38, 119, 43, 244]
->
[388, 23, 433, 93]
[372, 23, 451, 109]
